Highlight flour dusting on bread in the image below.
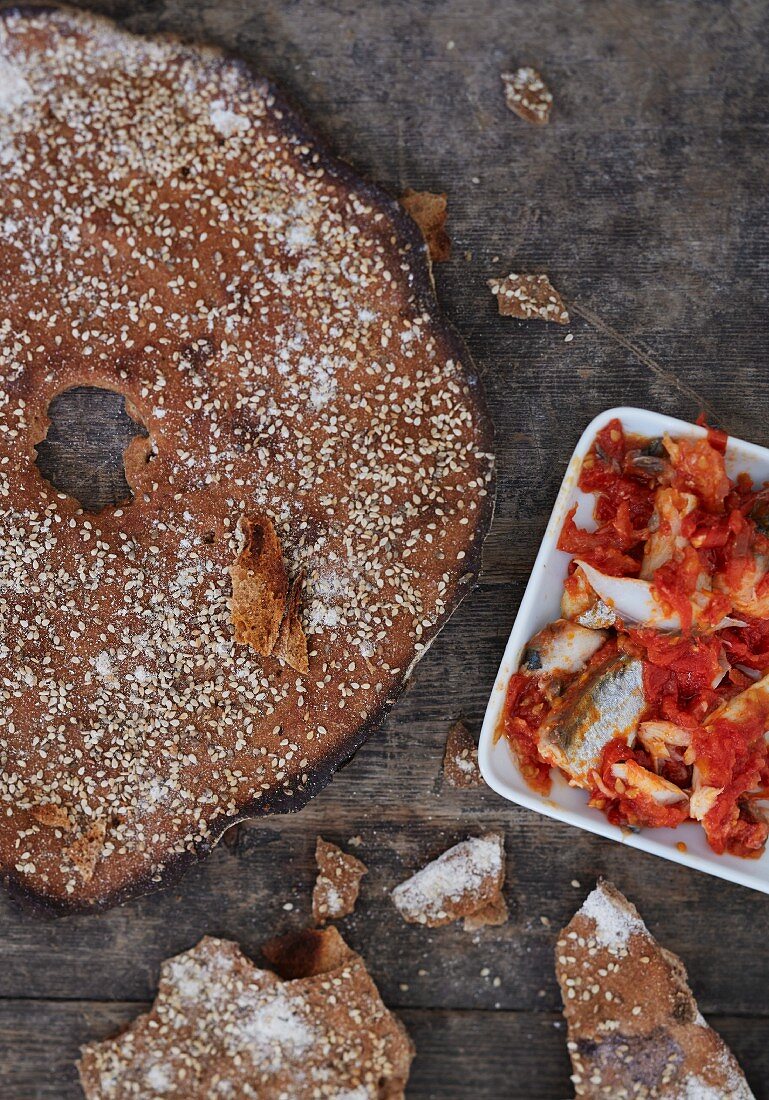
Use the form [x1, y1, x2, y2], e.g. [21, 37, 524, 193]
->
[392, 833, 507, 929]
[78, 934, 414, 1099]
[557, 880, 754, 1099]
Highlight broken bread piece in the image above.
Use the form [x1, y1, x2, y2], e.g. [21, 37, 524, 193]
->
[557, 880, 755, 1099]
[229, 513, 289, 655]
[399, 188, 451, 262]
[392, 833, 507, 930]
[78, 934, 414, 1099]
[229, 514, 309, 672]
[489, 272, 570, 324]
[273, 571, 310, 674]
[443, 720, 484, 788]
[501, 66, 553, 125]
[312, 836, 368, 923]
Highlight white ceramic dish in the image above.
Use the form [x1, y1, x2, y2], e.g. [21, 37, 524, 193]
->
[479, 406, 769, 894]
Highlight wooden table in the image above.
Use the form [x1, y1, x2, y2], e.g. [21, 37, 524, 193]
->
[4, 1, 769, 1096]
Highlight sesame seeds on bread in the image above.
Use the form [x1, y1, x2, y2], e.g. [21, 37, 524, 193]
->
[557, 880, 755, 1099]
[312, 836, 367, 923]
[0, 7, 493, 911]
[78, 933, 415, 1099]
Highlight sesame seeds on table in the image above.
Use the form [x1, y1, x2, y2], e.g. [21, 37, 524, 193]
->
[0, 8, 493, 910]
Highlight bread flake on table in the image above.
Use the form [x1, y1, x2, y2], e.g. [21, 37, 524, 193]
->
[399, 188, 451, 262]
[488, 272, 570, 324]
[442, 719, 484, 788]
[501, 66, 553, 125]
[312, 836, 368, 923]
[392, 833, 508, 930]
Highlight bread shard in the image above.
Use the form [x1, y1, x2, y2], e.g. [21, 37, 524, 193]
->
[0, 7, 494, 911]
[557, 880, 754, 1099]
[77, 934, 415, 1099]
[391, 833, 507, 929]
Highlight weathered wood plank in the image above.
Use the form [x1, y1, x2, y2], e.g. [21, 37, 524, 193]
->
[1, 1000, 766, 1100]
[1, 781, 768, 1018]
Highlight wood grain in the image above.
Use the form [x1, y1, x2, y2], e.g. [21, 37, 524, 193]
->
[3, 1001, 767, 1100]
[4, 0, 769, 1096]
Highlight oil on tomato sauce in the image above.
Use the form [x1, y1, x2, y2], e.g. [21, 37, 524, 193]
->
[498, 418, 769, 858]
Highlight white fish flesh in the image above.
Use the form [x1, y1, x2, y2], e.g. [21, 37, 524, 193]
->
[611, 760, 688, 806]
[521, 619, 607, 677]
[538, 654, 646, 787]
[637, 720, 691, 769]
[575, 560, 740, 633]
[575, 559, 682, 630]
[640, 487, 697, 580]
[705, 670, 769, 727]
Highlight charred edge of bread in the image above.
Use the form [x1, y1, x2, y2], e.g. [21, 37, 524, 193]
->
[0, 3, 495, 917]
[261, 925, 355, 979]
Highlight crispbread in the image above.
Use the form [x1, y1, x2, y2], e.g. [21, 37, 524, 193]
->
[312, 836, 367, 923]
[557, 880, 755, 1099]
[392, 832, 507, 929]
[501, 67, 553, 125]
[442, 719, 483, 788]
[0, 6, 493, 912]
[78, 933, 414, 1099]
[488, 272, 570, 324]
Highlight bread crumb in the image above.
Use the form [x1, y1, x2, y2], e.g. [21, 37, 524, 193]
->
[392, 833, 507, 930]
[489, 273, 569, 325]
[67, 820, 106, 883]
[229, 514, 288, 655]
[229, 515, 309, 672]
[399, 189, 451, 263]
[31, 803, 71, 830]
[501, 67, 553, 125]
[442, 720, 483, 788]
[273, 571, 309, 674]
[312, 837, 367, 923]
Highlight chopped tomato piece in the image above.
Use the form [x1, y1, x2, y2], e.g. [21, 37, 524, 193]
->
[666, 435, 729, 513]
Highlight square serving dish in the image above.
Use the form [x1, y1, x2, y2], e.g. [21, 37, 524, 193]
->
[479, 406, 769, 894]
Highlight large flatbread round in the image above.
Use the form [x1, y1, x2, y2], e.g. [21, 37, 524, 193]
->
[0, 6, 494, 910]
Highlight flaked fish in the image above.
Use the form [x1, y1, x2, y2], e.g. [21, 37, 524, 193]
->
[538, 654, 646, 786]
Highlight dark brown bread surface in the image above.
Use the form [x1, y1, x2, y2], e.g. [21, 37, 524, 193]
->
[261, 924, 354, 979]
[0, 6, 493, 911]
[556, 880, 754, 1099]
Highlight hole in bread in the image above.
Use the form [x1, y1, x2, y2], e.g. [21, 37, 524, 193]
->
[34, 386, 150, 513]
